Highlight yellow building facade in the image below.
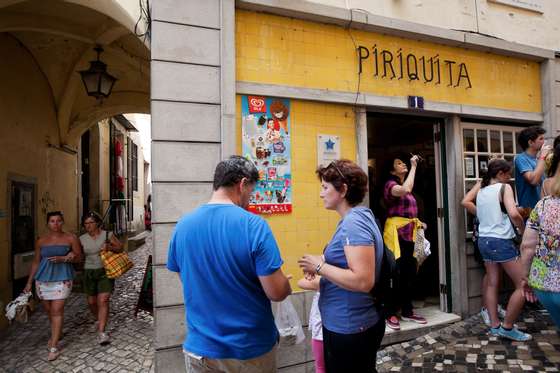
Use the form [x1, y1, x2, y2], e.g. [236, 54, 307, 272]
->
[234, 9, 545, 299]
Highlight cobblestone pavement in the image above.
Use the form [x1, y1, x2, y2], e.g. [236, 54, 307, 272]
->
[0, 236, 154, 373]
[377, 307, 560, 372]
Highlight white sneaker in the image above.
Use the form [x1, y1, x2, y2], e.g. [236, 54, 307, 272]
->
[98, 332, 111, 345]
[480, 308, 491, 326]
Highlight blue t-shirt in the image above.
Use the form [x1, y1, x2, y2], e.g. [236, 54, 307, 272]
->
[514, 152, 542, 208]
[319, 206, 384, 334]
[167, 204, 283, 360]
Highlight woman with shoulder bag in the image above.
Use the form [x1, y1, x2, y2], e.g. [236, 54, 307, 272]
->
[80, 211, 123, 345]
[24, 211, 81, 361]
[476, 159, 530, 341]
[298, 160, 385, 373]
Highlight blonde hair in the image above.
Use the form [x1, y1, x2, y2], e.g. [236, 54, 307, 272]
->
[551, 172, 560, 197]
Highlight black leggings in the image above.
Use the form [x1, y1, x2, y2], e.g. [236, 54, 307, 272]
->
[386, 238, 417, 317]
[322, 318, 386, 373]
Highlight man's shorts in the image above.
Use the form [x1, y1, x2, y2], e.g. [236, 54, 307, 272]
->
[83, 268, 114, 296]
[478, 237, 519, 263]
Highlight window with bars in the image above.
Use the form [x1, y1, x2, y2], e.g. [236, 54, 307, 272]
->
[461, 123, 521, 234]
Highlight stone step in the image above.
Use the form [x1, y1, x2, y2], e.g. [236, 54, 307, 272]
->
[382, 306, 461, 346]
[127, 230, 150, 252]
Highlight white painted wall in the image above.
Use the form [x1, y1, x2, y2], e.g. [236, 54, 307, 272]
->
[308, 0, 560, 51]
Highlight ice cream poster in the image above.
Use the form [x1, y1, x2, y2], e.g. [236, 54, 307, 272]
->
[242, 95, 292, 214]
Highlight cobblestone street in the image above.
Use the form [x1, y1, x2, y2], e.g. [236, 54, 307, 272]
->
[378, 308, 560, 373]
[0, 237, 154, 373]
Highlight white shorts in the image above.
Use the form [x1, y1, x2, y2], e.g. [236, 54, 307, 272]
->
[36, 280, 73, 300]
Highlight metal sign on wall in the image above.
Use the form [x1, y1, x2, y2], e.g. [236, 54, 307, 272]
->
[317, 135, 341, 167]
[488, 0, 543, 13]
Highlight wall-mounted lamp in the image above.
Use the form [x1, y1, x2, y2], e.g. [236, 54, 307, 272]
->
[78, 46, 117, 99]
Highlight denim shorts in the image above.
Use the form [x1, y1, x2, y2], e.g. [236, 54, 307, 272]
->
[478, 237, 519, 263]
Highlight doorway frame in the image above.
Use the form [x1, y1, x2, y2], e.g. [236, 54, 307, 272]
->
[7, 173, 38, 297]
[357, 110, 452, 313]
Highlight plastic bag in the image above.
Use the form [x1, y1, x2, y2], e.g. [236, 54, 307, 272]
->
[413, 228, 431, 266]
[273, 296, 305, 346]
[5, 292, 33, 323]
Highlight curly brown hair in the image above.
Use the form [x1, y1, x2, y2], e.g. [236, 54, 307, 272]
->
[316, 159, 368, 206]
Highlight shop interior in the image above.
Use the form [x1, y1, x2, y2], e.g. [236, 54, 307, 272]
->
[367, 112, 444, 320]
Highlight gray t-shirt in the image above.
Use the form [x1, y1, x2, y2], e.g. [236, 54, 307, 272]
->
[80, 230, 113, 269]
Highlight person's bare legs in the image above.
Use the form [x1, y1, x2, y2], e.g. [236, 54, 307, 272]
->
[482, 267, 503, 310]
[484, 262, 501, 328]
[87, 295, 98, 321]
[501, 259, 526, 329]
[49, 300, 65, 349]
[97, 293, 111, 332]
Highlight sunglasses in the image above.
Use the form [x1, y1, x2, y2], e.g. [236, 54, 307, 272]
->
[328, 161, 346, 181]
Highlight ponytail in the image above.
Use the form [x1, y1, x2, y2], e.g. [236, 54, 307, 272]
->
[480, 159, 511, 188]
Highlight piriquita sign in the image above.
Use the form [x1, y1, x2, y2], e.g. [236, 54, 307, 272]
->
[357, 45, 472, 89]
[236, 10, 542, 113]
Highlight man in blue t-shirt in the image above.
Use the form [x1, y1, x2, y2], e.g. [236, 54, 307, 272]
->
[167, 156, 292, 372]
[514, 126, 551, 210]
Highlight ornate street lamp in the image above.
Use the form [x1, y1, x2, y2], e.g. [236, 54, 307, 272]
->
[78, 46, 117, 99]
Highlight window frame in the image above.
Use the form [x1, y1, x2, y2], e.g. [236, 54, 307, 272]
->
[460, 122, 522, 236]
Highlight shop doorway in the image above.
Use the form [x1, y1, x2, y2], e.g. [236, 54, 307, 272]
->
[367, 113, 453, 334]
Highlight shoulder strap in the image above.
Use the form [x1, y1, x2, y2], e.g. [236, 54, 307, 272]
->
[499, 184, 508, 214]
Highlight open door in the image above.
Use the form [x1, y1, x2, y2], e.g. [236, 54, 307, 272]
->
[433, 122, 449, 312]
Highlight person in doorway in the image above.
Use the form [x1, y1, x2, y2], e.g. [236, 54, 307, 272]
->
[298, 275, 324, 373]
[515, 126, 551, 211]
[476, 159, 530, 341]
[24, 211, 81, 361]
[298, 159, 385, 373]
[167, 155, 291, 373]
[382, 154, 428, 330]
[520, 170, 560, 329]
[462, 181, 507, 326]
[80, 211, 123, 345]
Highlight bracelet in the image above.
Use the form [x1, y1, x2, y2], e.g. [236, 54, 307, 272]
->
[315, 260, 325, 274]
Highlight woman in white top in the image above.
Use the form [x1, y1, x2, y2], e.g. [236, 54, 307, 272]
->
[476, 159, 529, 341]
[79, 211, 123, 345]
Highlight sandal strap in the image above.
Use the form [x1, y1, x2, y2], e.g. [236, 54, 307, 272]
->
[49, 347, 59, 353]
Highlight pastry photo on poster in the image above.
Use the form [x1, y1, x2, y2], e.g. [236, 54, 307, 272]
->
[242, 95, 292, 214]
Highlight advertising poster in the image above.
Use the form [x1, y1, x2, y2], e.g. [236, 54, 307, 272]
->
[242, 95, 292, 214]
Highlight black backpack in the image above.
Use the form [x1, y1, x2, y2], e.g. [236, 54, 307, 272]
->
[370, 219, 398, 315]
[370, 243, 397, 312]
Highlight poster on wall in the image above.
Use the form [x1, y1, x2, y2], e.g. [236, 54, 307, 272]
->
[242, 95, 292, 214]
[317, 135, 341, 167]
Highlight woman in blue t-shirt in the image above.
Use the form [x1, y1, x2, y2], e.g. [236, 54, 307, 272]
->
[299, 159, 385, 373]
[24, 211, 81, 361]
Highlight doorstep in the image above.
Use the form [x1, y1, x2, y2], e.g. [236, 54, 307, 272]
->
[127, 230, 150, 252]
[382, 305, 461, 346]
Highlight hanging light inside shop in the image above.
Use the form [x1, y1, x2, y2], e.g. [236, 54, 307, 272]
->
[78, 46, 117, 99]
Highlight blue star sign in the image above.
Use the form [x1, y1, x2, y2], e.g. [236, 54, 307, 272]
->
[325, 138, 335, 150]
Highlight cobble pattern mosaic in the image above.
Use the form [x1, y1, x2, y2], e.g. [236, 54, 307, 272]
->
[377, 308, 560, 373]
[0, 237, 154, 373]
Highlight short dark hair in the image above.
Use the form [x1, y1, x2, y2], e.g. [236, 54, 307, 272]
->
[46, 211, 64, 223]
[517, 126, 545, 150]
[82, 211, 103, 227]
[213, 155, 259, 190]
[316, 159, 368, 206]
